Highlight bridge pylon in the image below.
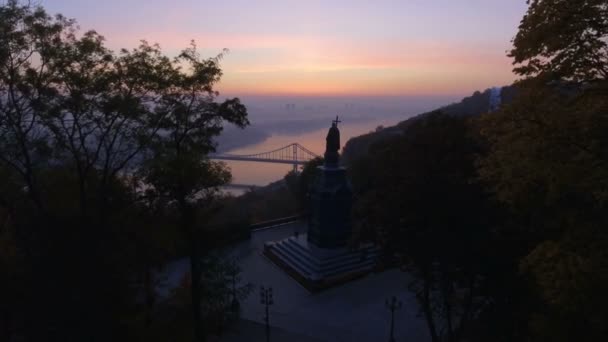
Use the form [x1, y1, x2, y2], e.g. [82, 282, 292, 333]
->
[292, 144, 298, 173]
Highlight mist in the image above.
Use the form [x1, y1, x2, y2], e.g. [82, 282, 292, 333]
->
[215, 94, 460, 152]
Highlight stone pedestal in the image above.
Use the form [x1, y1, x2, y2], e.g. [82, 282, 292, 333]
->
[307, 166, 352, 248]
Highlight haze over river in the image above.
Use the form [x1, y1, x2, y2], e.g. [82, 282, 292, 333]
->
[219, 116, 399, 187]
[213, 95, 462, 188]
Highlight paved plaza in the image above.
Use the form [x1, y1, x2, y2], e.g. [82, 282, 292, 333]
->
[210, 319, 324, 342]
[224, 222, 430, 342]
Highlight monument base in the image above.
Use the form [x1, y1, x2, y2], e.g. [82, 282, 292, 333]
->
[307, 166, 353, 248]
[263, 233, 379, 292]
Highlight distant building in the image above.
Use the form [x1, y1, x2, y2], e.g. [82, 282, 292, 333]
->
[489, 87, 502, 112]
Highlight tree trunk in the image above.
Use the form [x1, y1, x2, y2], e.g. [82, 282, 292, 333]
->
[189, 237, 204, 342]
[24, 171, 43, 214]
[144, 267, 155, 328]
[2, 310, 11, 342]
[456, 273, 476, 340]
[441, 274, 454, 342]
[421, 273, 440, 342]
[78, 176, 88, 217]
[181, 201, 205, 342]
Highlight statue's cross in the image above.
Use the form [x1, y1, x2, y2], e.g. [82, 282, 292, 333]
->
[333, 116, 341, 126]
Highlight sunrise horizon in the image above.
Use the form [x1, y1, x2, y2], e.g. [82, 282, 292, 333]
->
[40, 0, 528, 98]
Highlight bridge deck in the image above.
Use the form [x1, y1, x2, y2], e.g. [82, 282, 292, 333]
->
[210, 143, 319, 166]
[211, 155, 309, 165]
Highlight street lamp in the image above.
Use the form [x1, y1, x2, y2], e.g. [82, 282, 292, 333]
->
[385, 296, 402, 342]
[260, 286, 274, 342]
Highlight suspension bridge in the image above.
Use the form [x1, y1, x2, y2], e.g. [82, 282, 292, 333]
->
[211, 143, 320, 172]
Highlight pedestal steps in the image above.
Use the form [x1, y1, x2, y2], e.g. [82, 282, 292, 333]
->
[269, 245, 377, 282]
[265, 235, 379, 282]
[286, 237, 378, 266]
[272, 240, 378, 276]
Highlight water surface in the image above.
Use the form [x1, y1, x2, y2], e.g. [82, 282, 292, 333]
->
[221, 117, 401, 187]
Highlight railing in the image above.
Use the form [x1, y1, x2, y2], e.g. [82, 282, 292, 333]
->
[250, 214, 306, 231]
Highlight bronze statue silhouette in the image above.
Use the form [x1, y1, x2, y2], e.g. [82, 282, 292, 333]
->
[324, 116, 341, 166]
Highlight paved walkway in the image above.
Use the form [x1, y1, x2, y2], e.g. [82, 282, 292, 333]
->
[226, 222, 430, 342]
[211, 319, 324, 342]
[165, 222, 430, 341]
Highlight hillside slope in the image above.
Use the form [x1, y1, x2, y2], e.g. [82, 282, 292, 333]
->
[341, 86, 515, 164]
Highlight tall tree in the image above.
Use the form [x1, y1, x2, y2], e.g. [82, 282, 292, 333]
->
[510, 0, 608, 81]
[142, 44, 248, 342]
[0, 0, 68, 211]
[0, 1, 175, 219]
[479, 0, 608, 339]
[352, 113, 499, 342]
[478, 81, 608, 340]
[0, 2, 250, 340]
[43, 37, 175, 218]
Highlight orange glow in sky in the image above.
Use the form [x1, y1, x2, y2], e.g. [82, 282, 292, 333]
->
[43, 0, 529, 97]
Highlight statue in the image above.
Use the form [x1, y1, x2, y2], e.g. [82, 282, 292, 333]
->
[324, 116, 341, 166]
[308, 115, 353, 248]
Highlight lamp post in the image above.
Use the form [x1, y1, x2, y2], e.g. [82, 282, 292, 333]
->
[385, 296, 402, 342]
[260, 286, 274, 342]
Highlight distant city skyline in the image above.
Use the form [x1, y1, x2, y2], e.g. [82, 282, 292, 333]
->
[40, 0, 529, 97]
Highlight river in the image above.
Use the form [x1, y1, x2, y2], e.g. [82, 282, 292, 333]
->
[219, 116, 404, 188]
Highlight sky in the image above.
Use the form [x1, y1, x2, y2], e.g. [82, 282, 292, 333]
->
[40, 0, 529, 98]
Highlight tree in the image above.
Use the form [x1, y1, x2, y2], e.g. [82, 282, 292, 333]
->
[44, 38, 176, 218]
[284, 156, 323, 213]
[0, 2, 249, 341]
[0, 0, 67, 211]
[167, 255, 253, 339]
[352, 112, 500, 342]
[0, 170, 23, 341]
[477, 0, 608, 339]
[510, 0, 608, 81]
[478, 81, 608, 340]
[199, 255, 253, 334]
[0, 0, 177, 219]
[141, 43, 248, 342]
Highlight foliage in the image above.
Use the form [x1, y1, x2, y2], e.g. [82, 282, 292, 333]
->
[478, 80, 608, 340]
[475, 0, 608, 339]
[168, 255, 253, 336]
[284, 156, 324, 212]
[351, 112, 501, 342]
[0, 1, 249, 341]
[341, 87, 513, 164]
[132, 27, 248, 342]
[141, 42, 248, 206]
[348, 1, 608, 339]
[510, 0, 608, 81]
[479, 82, 608, 226]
